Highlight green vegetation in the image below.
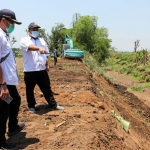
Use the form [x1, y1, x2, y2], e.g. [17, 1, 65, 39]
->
[38, 13, 111, 62]
[11, 13, 149, 93]
[104, 50, 149, 82]
[12, 48, 22, 57]
[83, 46, 150, 92]
[13, 13, 111, 64]
[83, 51, 106, 76]
[62, 63, 81, 69]
[18, 68, 24, 76]
[130, 85, 145, 92]
[102, 50, 150, 91]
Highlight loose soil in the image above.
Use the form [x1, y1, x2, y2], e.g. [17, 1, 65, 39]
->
[7, 58, 150, 150]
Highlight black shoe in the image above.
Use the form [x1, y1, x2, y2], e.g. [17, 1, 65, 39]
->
[0, 142, 16, 149]
[7, 123, 25, 136]
[34, 107, 40, 111]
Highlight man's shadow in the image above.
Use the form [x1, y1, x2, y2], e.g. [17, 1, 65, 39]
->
[7, 132, 39, 149]
[35, 104, 59, 115]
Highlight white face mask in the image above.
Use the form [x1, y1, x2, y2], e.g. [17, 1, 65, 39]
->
[31, 31, 39, 38]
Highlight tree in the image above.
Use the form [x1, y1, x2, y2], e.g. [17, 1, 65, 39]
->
[39, 29, 51, 51]
[72, 14, 111, 62]
[134, 40, 140, 52]
[38, 23, 68, 53]
[73, 15, 98, 52]
[10, 36, 17, 47]
[92, 28, 111, 63]
[38, 13, 112, 62]
[50, 23, 67, 49]
[111, 46, 117, 52]
[134, 40, 140, 65]
[12, 48, 22, 57]
[10, 36, 22, 57]
[72, 13, 81, 29]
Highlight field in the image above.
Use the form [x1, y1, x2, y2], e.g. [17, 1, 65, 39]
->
[6, 58, 150, 150]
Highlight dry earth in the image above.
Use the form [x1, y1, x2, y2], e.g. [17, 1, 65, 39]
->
[6, 58, 150, 150]
[105, 71, 150, 106]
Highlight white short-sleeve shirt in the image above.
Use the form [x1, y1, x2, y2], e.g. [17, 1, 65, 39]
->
[0, 28, 18, 85]
[20, 36, 50, 72]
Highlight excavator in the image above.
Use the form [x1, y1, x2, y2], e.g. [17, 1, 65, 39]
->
[62, 34, 84, 58]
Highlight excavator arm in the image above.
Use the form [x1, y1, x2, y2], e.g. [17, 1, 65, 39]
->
[62, 34, 84, 58]
[65, 34, 73, 49]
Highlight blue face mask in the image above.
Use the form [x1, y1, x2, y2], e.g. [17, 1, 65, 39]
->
[31, 31, 39, 38]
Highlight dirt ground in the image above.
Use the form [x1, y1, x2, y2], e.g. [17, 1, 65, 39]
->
[105, 70, 150, 106]
[7, 58, 150, 150]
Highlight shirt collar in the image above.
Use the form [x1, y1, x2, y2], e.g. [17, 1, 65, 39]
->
[28, 35, 39, 40]
[0, 28, 7, 37]
[0, 28, 9, 40]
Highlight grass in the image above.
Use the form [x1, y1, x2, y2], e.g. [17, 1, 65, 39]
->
[99, 91, 104, 97]
[83, 51, 106, 76]
[62, 63, 80, 69]
[18, 69, 24, 76]
[129, 85, 145, 92]
[82, 50, 150, 94]
[144, 121, 150, 127]
[101, 51, 150, 90]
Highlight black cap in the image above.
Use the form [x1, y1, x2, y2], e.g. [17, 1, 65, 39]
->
[0, 9, 21, 25]
[28, 22, 41, 29]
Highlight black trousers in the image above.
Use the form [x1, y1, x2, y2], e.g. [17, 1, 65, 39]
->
[54, 57, 57, 66]
[24, 70, 57, 108]
[0, 85, 21, 146]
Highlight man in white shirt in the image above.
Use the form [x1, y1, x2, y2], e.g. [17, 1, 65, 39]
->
[20, 22, 64, 113]
[0, 9, 25, 149]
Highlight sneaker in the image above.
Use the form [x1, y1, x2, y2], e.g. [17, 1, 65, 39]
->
[29, 107, 40, 113]
[29, 108, 36, 113]
[55, 105, 64, 110]
[0, 142, 16, 149]
[7, 123, 25, 136]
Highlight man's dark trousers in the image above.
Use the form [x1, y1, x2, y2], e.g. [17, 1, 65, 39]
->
[24, 70, 57, 109]
[0, 85, 21, 146]
[54, 56, 57, 66]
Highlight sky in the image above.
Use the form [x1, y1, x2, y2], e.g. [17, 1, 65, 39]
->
[1, 0, 150, 52]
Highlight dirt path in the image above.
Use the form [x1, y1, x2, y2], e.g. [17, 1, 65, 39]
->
[8, 58, 150, 150]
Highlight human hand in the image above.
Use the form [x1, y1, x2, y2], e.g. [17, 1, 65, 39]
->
[45, 64, 49, 71]
[39, 47, 47, 54]
[0, 85, 10, 100]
